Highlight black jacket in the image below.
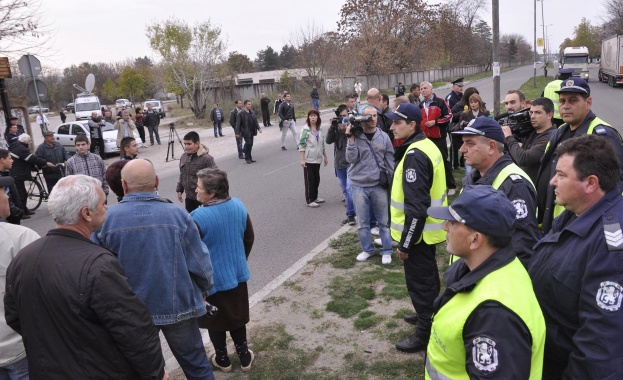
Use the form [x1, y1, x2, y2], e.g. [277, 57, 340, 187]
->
[463, 155, 539, 268]
[278, 101, 296, 122]
[143, 110, 160, 127]
[4, 229, 165, 379]
[0, 170, 24, 224]
[229, 107, 241, 127]
[310, 88, 319, 99]
[35, 142, 70, 180]
[504, 127, 554, 185]
[9, 141, 47, 180]
[235, 110, 260, 137]
[260, 97, 271, 112]
[326, 120, 349, 169]
[210, 107, 224, 123]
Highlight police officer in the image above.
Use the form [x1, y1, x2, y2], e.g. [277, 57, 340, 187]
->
[384, 103, 447, 353]
[454, 117, 539, 268]
[541, 68, 573, 127]
[536, 77, 623, 234]
[426, 185, 545, 379]
[445, 77, 464, 110]
[529, 135, 623, 379]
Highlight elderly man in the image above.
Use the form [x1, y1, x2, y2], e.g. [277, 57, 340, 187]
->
[345, 105, 395, 264]
[536, 77, 623, 233]
[88, 111, 107, 159]
[530, 135, 623, 379]
[454, 117, 539, 268]
[4, 175, 167, 379]
[426, 186, 545, 379]
[65, 135, 109, 196]
[35, 131, 70, 191]
[94, 159, 215, 380]
[0, 175, 40, 379]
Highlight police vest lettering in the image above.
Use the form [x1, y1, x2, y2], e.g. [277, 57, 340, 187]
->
[543, 80, 562, 119]
[390, 138, 447, 244]
[425, 258, 545, 380]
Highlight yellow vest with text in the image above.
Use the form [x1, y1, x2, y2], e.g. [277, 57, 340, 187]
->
[425, 258, 545, 380]
[543, 79, 562, 119]
[449, 164, 534, 264]
[390, 138, 447, 244]
[551, 118, 615, 220]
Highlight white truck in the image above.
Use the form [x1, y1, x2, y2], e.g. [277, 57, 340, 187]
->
[599, 35, 623, 87]
[74, 95, 102, 121]
[562, 46, 590, 81]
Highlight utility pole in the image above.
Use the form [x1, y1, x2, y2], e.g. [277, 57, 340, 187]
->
[492, 0, 500, 115]
[533, 0, 537, 88]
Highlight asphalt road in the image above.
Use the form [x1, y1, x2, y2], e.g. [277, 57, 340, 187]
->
[18, 64, 623, 296]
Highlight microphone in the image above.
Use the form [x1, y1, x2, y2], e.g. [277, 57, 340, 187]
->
[342, 117, 349, 126]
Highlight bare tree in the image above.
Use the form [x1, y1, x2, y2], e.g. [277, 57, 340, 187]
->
[445, 0, 488, 29]
[289, 22, 334, 86]
[0, 0, 52, 59]
[601, 0, 623, 35]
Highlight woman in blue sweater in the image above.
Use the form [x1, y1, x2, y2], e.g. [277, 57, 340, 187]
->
[190, 168, 255, 373]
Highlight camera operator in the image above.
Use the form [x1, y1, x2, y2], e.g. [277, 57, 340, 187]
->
[326, 105, 356, 226]
[502, 97, 555, 184]
[88, 111, 106, 159]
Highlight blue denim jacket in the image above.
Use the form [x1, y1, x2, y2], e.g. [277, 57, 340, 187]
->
[93, 192, 213, 325]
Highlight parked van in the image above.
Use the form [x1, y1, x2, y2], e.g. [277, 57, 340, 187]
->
[75, 95, 102, 121]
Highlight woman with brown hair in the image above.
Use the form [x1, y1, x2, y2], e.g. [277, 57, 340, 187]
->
[299, 109, 328, 207]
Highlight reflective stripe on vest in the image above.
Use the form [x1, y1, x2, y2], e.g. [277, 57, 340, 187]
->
[543, 79, 562, 119]
[552, 117, 616, 220]
[425, 258, 546, 380]
[390, 138, 447, 244]
[450, 163, 534, 264]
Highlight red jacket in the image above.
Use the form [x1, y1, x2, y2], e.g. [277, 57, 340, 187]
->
[419, 94, 452, 139]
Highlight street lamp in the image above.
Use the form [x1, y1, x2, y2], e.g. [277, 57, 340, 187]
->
[542, 24, 553, 62]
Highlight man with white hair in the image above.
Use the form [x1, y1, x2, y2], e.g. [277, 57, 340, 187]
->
[4, 175, 168, 379]
[9, 133, 54, 215]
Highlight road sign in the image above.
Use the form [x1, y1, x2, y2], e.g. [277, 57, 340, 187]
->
[18, 54, 41, 78]
[27, 79, 48, 101]
[0, 57, 12, 79]
[537, 38, 544, 48]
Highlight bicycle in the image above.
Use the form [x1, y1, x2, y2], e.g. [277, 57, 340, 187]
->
[24, 163, 65, 211]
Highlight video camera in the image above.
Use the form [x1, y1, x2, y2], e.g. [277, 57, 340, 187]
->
[348, 110, 372, 135]
[169, 122, 175, 130]
[495, 107, 533, 139]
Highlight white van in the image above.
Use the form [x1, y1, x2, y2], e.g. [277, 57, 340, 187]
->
[75, 95, 102, 121]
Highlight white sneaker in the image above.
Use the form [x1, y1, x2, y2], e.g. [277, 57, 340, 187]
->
[382, 255, 392, 264]
[356, 251, 374, 261]
[314, 198, 325, 203]
[374, 238, 399, 248]
[307, 202, 320, 208]
[370, 227, 380, 236]
[448, 189, 457, 196]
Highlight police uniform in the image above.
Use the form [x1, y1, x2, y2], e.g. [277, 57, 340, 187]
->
[445, 78, 464, 110]
[390, 131, 446, 340]
[541, 68, 573, 127]
[536, 110, 623, 233]
[529, 188, 623, 379]
[463, 155, 539, 267]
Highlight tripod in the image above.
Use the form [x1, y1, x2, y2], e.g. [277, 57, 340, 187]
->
[166, 123, 184, 162]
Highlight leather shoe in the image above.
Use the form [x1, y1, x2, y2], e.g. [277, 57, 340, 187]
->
[403, 313, 418, 326]
[246, 160, 252, 164]
[250, 159, 256, 163]
[238, 155, 245, 159]
[395, 334, 428, 353]
[21, 215, 31, 219]
[25, 210, 35, 216]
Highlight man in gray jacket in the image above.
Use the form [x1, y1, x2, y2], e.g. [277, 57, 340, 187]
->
[345, 106, 395, 264]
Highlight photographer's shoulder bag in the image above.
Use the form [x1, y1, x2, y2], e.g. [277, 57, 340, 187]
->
[363, 136, 390, 189]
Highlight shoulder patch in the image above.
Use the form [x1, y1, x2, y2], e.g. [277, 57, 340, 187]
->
[594, 126, 607, 135]
[512, 199, 528, 219]
[596, 281, 623, 311]
[604, 220, 623, 251]
[472, 337, 498, 373]
[509, 174, 524, 182]
[405, 168, 417, 183]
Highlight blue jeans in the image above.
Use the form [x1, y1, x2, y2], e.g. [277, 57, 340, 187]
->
[159, 318, 215, 380]
[351, 184, 393, 256]
[235, 136, 243, 157]
[0, 357, 29, 380]
[213, 121, 222, 137]
[336, 168, 355, 217]
[312, 98, 319, 110]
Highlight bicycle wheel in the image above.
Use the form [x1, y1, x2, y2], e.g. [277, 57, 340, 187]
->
[24, 178, 44, 211]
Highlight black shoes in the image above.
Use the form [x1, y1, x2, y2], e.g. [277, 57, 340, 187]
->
[25, 210, 35, 216]
[395, 334, 428, 353]
[210, 350, 232, 372]
[246, 160, 252, 164]
[403, 313, 419, 326]
[281, 146, 287, 151]
[238, 154, 245, 159]
[341, 216, 356, 226]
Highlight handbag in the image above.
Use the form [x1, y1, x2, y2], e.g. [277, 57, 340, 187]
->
[364, 138, 390, 189]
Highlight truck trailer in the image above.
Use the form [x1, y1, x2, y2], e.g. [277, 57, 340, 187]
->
[599, 35, 623, 87]
[562, 46, 590, 81]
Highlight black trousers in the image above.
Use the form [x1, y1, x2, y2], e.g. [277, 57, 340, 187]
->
[184, 198, 201, 213]
[303, 163, 321, 204]
[430, 137, 456, 189]
[450, 133, 464, 170]
[243, 135, 254, 160]
[136, 124, 146, 143]
[208, 326, 247, 350]
[404, 241, 439, 334]
[90, 137, 106, 159]
[261, 109, 270, 126]
[14, 178, 28, 212]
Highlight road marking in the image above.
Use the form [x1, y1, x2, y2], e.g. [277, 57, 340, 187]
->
[263, 160, 300, 176]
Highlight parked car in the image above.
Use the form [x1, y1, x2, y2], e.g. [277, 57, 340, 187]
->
[143, 99, 165, 118]
[52, 121, 143, 156]
[115, 99, 134, 108]
[27, 106, 50, 114]
[66, 103, 75, 113]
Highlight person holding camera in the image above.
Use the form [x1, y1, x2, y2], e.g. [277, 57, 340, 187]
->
[345, 106, 395, 264]
[88, 111, 107, 159]
[502, 97, 555, 186]
[455, 117, 539, 269]
[326, 104, 356, 225]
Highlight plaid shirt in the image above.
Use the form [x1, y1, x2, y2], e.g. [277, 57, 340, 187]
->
[65, 152, 109, 195]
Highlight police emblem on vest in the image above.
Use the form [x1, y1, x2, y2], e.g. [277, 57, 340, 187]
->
[472, 337, 498, 373]
[596, 281, 623, 311]
[405, 168, 417, 183]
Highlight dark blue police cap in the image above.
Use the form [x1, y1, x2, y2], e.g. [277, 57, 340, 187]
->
[385, 103, 423, 123]
[556, 77, 590, 96]
[428, 185, 516, 237]
[452, 78, 464, 86]
[452, 116, 505, 143]
[558, 68, 574, 75]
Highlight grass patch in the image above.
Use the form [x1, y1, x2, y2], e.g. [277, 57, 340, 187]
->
[385, 319, 399, 328]
[326, 275, 372, 318]
[519, 75, 552, 101]
[354, 310, 383, 330]
[310, 308, 324, 319]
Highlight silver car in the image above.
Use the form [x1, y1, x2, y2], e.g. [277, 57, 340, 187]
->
[52, 121, 143, 156]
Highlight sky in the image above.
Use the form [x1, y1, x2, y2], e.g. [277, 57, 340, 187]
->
[24, 0, 612, 74]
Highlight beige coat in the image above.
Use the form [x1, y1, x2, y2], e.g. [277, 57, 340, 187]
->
[113, 118, 137, 147]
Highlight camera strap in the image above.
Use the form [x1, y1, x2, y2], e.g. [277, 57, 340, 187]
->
[363, 136, 385, 172]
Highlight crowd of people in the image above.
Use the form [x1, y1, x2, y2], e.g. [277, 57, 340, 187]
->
[1, 69, 623, 379]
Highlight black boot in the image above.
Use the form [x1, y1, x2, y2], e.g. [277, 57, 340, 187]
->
[396, 317, 431, 353]
[403, 313, 419, 326]
[210, 347, 232, 372]
[235, 342, 255, 372]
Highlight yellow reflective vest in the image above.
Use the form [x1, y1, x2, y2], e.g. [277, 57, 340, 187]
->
[425, 258, 545, 380]
[543, 79, 562, 119]
[390, 138, 447, 245]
